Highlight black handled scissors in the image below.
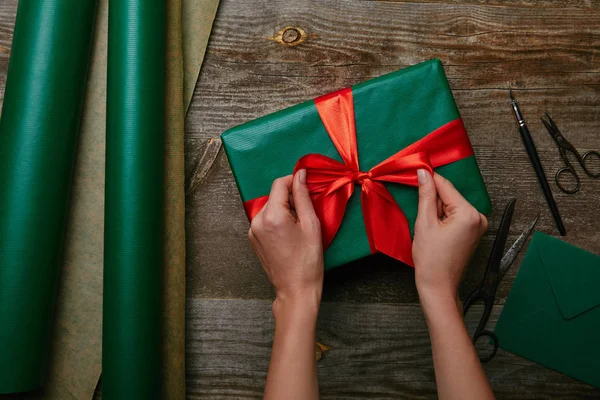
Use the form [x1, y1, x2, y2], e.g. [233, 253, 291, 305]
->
[541, 113, 600, 194]
[462, 199, 538, 362]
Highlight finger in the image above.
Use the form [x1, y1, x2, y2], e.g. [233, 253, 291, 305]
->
[441, 203, 448, 221]
[433, 173, 470, 210]
[265, 175, 293, 212]
[248, 227, 257, 245]
[479, 213, 488, 234]
[288, 193, 297, 220]
[292, 169, 317, 222]
[416, 169, 439, 225]
[437, 197, 443, 219]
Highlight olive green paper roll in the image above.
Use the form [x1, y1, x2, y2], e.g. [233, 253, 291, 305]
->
[103, 0, 165, 398]
[0, 0, 98, 394]
[164, 0, 187, 397]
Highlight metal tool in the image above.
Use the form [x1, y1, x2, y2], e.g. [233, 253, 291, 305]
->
[541, 113, 600, 194]
[462, 199, 539, 363]
[509, 89, 566, 236]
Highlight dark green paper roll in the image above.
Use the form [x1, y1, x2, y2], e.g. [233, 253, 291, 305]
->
[0, 0, 97, 394]
[103, 0, 165, 398]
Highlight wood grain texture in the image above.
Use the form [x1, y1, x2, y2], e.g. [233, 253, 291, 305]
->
[186, 137, 222, 196]
[376, 0, 600, 7]
[0, 0, 16, 111]
[1, 0, 600, 398]
[184, 299, 600, 399]
[184, 0, 600, 302]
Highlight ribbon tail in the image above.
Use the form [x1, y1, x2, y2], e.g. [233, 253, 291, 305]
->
[296, 153, 356, 250]
[361, 181, 414, 267]
[243, 195, 269, 220]
[314, 181, 355, 249]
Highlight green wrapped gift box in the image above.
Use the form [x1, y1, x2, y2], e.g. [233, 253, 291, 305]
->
[222, 59, 492, 269]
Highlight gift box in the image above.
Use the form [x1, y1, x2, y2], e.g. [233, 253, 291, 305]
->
[222, 59, 492, 269]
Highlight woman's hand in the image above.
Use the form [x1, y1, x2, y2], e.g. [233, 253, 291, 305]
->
[412, 169, 488, 310]
[413, 169, 495, 400]
[250, 170, 323, 400]
[248, 170, 324, 310]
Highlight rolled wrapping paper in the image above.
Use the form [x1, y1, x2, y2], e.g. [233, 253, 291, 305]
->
[0, 0, 98, 394]
[164, 0, 187, 397]
[103, 0, 165, 398]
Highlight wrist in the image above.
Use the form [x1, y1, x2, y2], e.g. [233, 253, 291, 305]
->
[272, 289, 321, 323]
[418, 289, 461, 321]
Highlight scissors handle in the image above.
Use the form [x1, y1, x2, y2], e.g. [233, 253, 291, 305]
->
[472, 329, 499, 363]
[581, 150, 600, 178]
[555, 166, 581, 194]
[463, 289, 495, 335]
[462, 287, 483, 316]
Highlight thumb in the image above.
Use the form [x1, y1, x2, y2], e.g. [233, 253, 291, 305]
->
[292, 169, 318, 222]
[416, 169, 438, 225]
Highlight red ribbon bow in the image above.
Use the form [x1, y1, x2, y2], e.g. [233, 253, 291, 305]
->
[245, 88, 474, 267]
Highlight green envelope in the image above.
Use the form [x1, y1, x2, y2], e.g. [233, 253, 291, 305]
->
[494, 232, 600, 388]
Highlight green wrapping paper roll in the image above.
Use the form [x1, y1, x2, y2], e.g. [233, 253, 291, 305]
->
[0, 0, 98, 394]
[103, 0, 165, 398]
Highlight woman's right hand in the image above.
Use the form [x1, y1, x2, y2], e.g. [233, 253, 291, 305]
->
[412, 169, 488, 312]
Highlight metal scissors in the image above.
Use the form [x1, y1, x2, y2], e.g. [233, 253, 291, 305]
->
[541, 113, 600, 194]
[462, 199, 538, 362]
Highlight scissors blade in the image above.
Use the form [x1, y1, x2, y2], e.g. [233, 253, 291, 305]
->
[499, 213, 539, 280]
[541, 115, 555, 137]
[486, 198, 517, 276]
[541, 113, 570, 150]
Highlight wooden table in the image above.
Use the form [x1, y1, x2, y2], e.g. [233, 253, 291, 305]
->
[2, 0, 600, 398]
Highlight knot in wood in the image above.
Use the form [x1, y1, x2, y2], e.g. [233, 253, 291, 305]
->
[282, 27, 301, 44]
[270, 26, 307, 47]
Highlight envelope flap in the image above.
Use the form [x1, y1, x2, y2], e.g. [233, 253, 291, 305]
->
[536, 232, 600, 320]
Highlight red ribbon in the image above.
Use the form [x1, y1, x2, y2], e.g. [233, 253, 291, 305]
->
[244, 88, 474, 266]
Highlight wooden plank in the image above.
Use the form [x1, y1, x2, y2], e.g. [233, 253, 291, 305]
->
[0, 0, 15, 111]
[376, 0, 600, 7]
[184, 299, 600, 399]
[186, 0, 600, 141]
[0, 1, 16, 53]
[184, 0, 600, 302]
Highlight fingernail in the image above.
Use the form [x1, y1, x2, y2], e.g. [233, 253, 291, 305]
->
[417, 169, 428, 185]
[298, 169, 307, 184]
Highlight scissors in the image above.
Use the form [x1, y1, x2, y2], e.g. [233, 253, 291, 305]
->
[541, 113, 600, 194]
[462, 199, 538, 362]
